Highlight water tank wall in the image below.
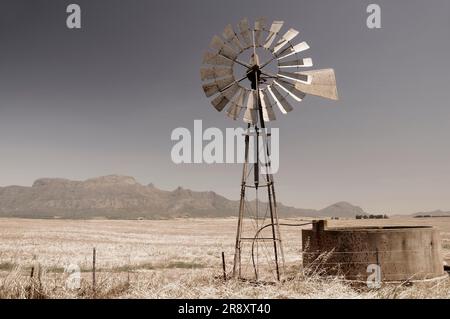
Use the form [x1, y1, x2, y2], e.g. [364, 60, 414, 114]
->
[302, 221, 445, 282]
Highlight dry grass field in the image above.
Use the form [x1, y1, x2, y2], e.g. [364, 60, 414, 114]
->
[0, 217, 449, 299]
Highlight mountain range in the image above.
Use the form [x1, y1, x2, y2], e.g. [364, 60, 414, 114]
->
[0, 175, 367, 219]
[412, 210, 450, 217]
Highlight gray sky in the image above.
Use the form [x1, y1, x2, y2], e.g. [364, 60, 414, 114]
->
[1, 0, 450, 214]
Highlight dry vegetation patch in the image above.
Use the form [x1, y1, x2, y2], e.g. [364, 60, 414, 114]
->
[0, 217, 449, 299]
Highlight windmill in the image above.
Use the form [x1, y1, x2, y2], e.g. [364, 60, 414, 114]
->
[200, 18, 338, 281]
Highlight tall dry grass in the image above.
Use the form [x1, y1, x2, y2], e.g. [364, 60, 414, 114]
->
[1, 262, 449, 299]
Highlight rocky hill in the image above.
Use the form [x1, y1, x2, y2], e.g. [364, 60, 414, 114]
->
[317, 202, 366, 218]
[0, 175, 366, 219]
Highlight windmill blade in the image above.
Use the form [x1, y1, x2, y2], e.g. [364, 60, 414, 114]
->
[217, 76, 236, 90]
[237, 18, 252, 48]
[209, 35, 229, 52]
[294, 69, 338, 100]
[274, 79, 306, 102]
[278, 71, 311, 84]
[210, 83, 240, 111]
[210, 35, 238, 61]
[268, 85, 294, 114]
[202, 83, 219, 97]
[259, 89, 276, 122]
[276, 41, 310, 59]
[263, 20, 284, 49]
[226, 88, 247, 120]
[202, 76, 235, 97]
[200, 67, 233, 81]
[223, 24, 244, 52]
[278, 57, 313, 68]
[202, 51, 234, 67]
[243, 109, 257, 124]
[243, 90, 258, 124]
[254, 17, 267, 47]
[272, 28, 299, 54]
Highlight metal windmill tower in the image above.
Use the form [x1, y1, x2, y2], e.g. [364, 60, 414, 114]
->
[200, 18, 338, 281]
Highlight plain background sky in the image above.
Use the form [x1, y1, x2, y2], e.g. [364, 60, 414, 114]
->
[0, 0, 449, 214]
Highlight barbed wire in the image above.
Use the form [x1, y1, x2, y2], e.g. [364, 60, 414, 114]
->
[302, 249, 435, 254]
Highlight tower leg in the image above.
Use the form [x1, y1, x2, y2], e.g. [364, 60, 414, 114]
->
[271, 180, 286, 270]
[267, 180, 281, 281]
[258, 97, 284, 281]
[233, 124, 250, 278]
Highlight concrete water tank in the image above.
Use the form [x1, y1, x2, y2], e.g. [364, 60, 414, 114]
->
[302, 220, 446, 282]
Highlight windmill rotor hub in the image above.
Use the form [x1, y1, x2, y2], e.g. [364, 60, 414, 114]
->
[246, 65, 262, 90]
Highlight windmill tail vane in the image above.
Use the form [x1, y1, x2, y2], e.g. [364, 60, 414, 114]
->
[200, 17, 338, 282]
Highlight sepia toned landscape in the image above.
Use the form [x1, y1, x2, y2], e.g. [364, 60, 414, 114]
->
[1, 217, 449, 299]
[1, 0, 450, 305]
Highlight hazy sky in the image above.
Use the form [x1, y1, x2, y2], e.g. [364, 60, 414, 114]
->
[1, 0, 450, 214]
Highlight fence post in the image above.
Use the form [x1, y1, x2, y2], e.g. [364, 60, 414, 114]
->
[222, 252, 227, 281]
[92, 247, 96, 296]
